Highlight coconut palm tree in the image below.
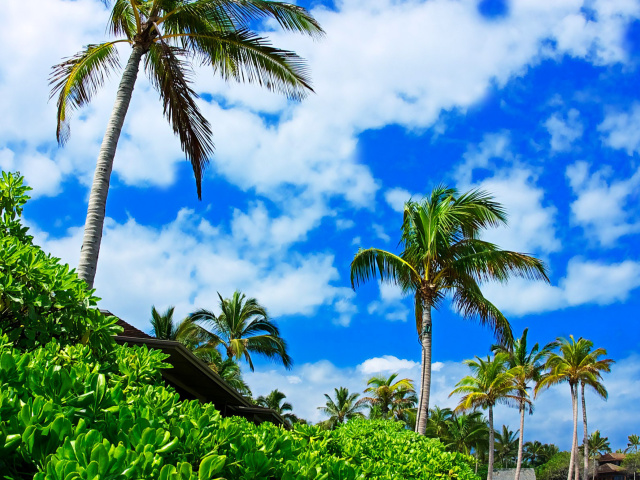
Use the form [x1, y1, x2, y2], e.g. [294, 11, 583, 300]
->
[360, 373, 415, 419]
[255, 389, 298, 424]
[318, 387, 366, 429]
[189, 290, 292, 371]
[450, 353, 521, 480]
[50, 0, 323, 289]
[210, 356, 252, 397]
[587, 431, 611, 480]
[493, 328, 553, 480]
[445, 411, 489, 458]
[390, 386, 418, 427]
[494, 425, 519, 468]
[425, 406, 454, 440]
[627, 435, 640, 454]
[535, 336, 614, 480]
[350, 187, 549, 434]
[524, 441, 545, 467]
[150, 305, 219, 358]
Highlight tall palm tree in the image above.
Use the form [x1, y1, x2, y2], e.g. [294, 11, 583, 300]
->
[255, 389, 298, 424]
[190, 290, 292, 371]
[493, 328, 553, 480]
[450, 353, 521, 480]
[494, 425, 519, 468]
[360, 373, 415, 419]
[351, 187, 549, 434]
[535, 336, 614, 480]
[50, 0, 323, 289]
[318, 387, 366, 430]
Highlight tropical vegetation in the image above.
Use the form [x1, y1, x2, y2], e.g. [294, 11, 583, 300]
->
[318, 387, 366, 430]
[350, 186, 549, 435]
[50, 0, 324, 289]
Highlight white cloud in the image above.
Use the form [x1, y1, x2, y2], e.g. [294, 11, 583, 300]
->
[384, 187, 414, 213]
[483, 258, 640, 316]
[30, 207, 356, 330]
[357, 355, 420, 375]
[545, 108, 584, 152]
[599, 104, 640, 155]
[456, 132, 513, 185]
[567, 161, 640, 246]
[368, 283, 410, 322]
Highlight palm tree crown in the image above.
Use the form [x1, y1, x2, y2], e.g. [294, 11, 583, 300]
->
[189, 290, 292, 371]
[50, 0, 323, 288]
[351, 186, 549, 434]
[361, 373, 415, 419]
[318, 387, 366, 429]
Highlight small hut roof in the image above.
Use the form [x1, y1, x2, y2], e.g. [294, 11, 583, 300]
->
[493, 469, 536, 480]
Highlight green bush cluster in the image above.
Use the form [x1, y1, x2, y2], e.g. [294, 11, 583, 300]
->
[0, 336, 478, 480]
[535, 452, 571, 480]
[0, 172, 121, 354]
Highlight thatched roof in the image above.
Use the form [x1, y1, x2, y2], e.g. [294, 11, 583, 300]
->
[599, 453, 626, 463]
[493, 468, 537, 480]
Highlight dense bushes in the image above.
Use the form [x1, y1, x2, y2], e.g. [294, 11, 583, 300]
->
[0, 172, 121, 355]
[0, 172, 478, 479]
[0, 337, 479, 480]
[535, 452, 571, 480]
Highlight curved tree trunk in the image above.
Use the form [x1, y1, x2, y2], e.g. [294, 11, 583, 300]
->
[515, 401, 525, 480]
[568, 383, 578, 480]
[77, 46, 145, 289]
[582, 382, 588, 480]
[416, 305, 432, 435]
[488, 404, 495, 480]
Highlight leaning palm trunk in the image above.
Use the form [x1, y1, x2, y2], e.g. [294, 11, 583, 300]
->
[515, 402, 525, 480]
[488, 405, 495, 480]
[416, 306, 432, 435]
[77, 46, 144, 288]
[582, 382, 588, 480]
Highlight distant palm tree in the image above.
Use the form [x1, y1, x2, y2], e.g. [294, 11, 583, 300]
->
[318, 387, 366, 429]
[255, 389, 298, 424]
[446, 411, 489, 458]
[587, 430, 611, 480]
[451, 353, 521, 480]
[494, 425, 519, 468]
[390, 386, 418, 427]
[360, 373, 415, 419]
[190, 291, 292, 371]
[210, 356, 252, 397]
[539, 444, 560, 464]
[351, 187, 549, 435]
[150, 305, 219, 359]
[627, 435, 640, 454]
[493, 328, 553, 480]
[50, 0, 323, 288]
[425, 406, 454, 440]
[536, 336, 613, 480]
[524, 441, 545, 467]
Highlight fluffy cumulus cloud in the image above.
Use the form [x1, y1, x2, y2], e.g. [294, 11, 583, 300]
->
[246, 353, 640, 449]
[599, 103, 640, 155]
[567, 161, 640, 246]
[30, 207, 356, 329]
[545, 108, 584, 152]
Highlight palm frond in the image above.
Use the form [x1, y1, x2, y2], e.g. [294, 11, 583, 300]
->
[49, 42, 123, 144]
[145, 43, 214, 199]
[177, 29, 314, 100]
[351, 248, 419, 290]
[108, 0, 137, 39]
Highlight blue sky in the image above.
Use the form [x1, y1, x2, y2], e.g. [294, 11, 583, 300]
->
[1, 0, 639, 450]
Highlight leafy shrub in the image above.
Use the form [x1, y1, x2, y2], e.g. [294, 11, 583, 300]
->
[536, 452, 571, 480]
[0, 335, 479, 480]
[0, 172, 121, 354]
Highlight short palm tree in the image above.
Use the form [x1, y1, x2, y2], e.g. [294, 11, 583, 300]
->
[390, 386, 418, 427]
[318, 387, 366, 429]
[255, 389, 297, 424]
[450, 353, 521, 480]
[535, 336, 614, 480]
[445, 411, 489, 457]
[360, 373, 415, 419]
[150, 305, 219, 358]
[524, 441, 545, 467]
[50, 0, 323, 288]
[493, 328, 553, 480]
[494, 425, 519, 468]
[587, 431, 611, 480]
[425, 406, 454, 440]
[190, 290, 292, 371]
[210, 356, 252, 397]
[351, 186, 549, 434]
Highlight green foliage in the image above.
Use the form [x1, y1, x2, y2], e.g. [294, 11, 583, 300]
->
[623, 452, 640, 475]
[536, 452, 572, 480]
[0, 172, 121, 354]
[0, 335, 479, 480]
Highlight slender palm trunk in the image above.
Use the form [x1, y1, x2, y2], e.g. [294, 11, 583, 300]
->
[568, 383, 578, 480]
[488, 404, 495, 480]
[581, 382, 588, 480]
[515, 401, 525, 480]
[416, 305, 432, 435]
[77, 45, 145, 288]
